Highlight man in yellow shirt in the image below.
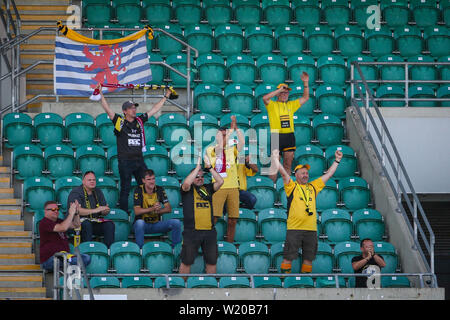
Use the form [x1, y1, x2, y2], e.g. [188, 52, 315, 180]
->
[272, 148, 343, 274]
[206, 116, 244, 243]
[263, 72, 310, 182]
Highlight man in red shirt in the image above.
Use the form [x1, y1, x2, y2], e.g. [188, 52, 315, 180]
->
[39, 200, 91, 271]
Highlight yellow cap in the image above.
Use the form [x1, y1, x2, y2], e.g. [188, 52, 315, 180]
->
[294, 164, 311, 172]
[277, 83, 292, 91]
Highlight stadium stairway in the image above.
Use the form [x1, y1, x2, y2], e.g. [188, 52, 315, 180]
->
[0, 155, 47, 299]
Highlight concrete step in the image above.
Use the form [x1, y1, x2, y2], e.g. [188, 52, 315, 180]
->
[14, 0, 70, 5]
[0, 231, 32, 242]
[0, 221, 24, 232]
[14, 14, 71, 22]
[20, 43, 55, 51]
[0, 188, 14, 200]
[0, 287, 46, 298]
[0, 264, 41, 271]
[0, 178, 11, 189]
[0, 254, 35, 265]
[0, 242, 32, 254]
[0, 274, 43, 288]
[0, 199, 21, 206]
[0, 210, 21, 222]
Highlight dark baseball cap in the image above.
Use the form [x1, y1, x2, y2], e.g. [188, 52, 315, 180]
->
[122, 100, 139, 110]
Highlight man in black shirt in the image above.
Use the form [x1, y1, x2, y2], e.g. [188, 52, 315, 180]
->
[178, 154, 224, 275]
[352, 238, 386, 288]
[96, 83, 171, 213]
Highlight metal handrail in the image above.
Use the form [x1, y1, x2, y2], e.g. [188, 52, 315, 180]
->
[350, 61, 437, 275]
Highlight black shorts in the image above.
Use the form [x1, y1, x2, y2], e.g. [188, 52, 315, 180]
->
[271, 132, 296, 153]
[283, 230, 318, 262]
[180, 229, 218, 266]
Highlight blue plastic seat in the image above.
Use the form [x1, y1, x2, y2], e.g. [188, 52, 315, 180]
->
[287, 55, 317, 89]
[275, 25, 305, 57]
[353, 208, 385, 241]
[96, 176, 119, 208]
[83, 0, 112, 25]
[381, 276, 410, 288]
[258, 208, 287, 244]
[90, 276, 120, 289]
[292, 114, 313, 145]
[424, 26, 450, 58]
[142, 241, 174, 273]
[154, 24, 184, 58]
[170, 144, 198, 179]
[365, 26, 394, 58]
[321, 0, 351, 26]
[23, 177, 55, 212]
[409, 85, 437, 107]
[315, 178, 338, 212]
[348, 55, 378, 89]
[394, 26, 424, 58]
[335, 26, 364, 58]
[321, 208, 353, 244]
[65, 113, 96, 148]
[158, 112, 190, 147]
[239, 241, 270, 274]
[409, 55, 438, 89]
[375, 85, 405, 107]
[374, 241, 398, 273]
[224, 83, 255, 117]
[154, 276, 185, 288]
[112, 0, 142, 25]
[184, 25, 214, 55]
[214, 24, 244, 57]
[55, 176, 82, 211]
[351, 0, 379, 26]
[95, 113, 115, 148]
[76, 145, 107, 177]
[294, 144, 325, 178]
[312, 241, 334, 273]
[283, 276, 314, 288]
[305, 25, 334, 57]
[189, 113, 219, 148]
[318, 55, 347, 87]
[316, 276, 346, 288]
[121, 276, 153, 288]
[165, 53, 194, 88]
[324, 145, 358, 178]
[142, 0, 171, 26]
[381, 0, 410, 27]
[143, 145, 170, 177]
[437, 85, 450, 107]
[172, 0, 201, 26]
[156, 176, 181, 208]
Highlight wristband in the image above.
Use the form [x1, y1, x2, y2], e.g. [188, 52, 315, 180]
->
[334, 160, 340, 164]
[204, 166, 212, 172]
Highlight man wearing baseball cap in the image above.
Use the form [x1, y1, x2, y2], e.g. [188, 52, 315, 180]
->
[262, 72, 310, 183]
[95, 83, 171, 213]
[271, 148, 343, 274]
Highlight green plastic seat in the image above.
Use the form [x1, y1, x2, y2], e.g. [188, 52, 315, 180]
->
[158, 112, 190, 147]
[196, 53, 227, 88]
[339, 176, 370, 211]
[189, 113, 219, 148]
[245, 25, 274, 57]
[253, 276, 282, 288]
[227, 54, 257, 88]
[90, 277, 120, 289]
[437, 85, 450, 107]
[394, 26, 424, 58]
[55, 176, 82, 211]
[258, 208, 287, 244]
[142, 241, 174, 273]
[250, 113, 271, 151]
[2, 113, 33, 148]
[424, 26, 450, 58]
[305, 25, 334, 57]
[220, 113, 250, 131]
[254, 84, 276, 111]
[203, 0, 232, 25]
[122, 276, 153, 288]
[143, 145, 170, 177]
[380, 0, 410, 27]
[215, 24, 244, 57]
[365, 26, 394, 58]
[246, 176, 276, 210]
[83, 0, 112, 25]
[44, 144, 75, 179]
[234, 208, 258, 243]
[316, 276, 346, 288]
[324, 144, 358, 178]
[312, 241, 334, 273]
[292, 0, 320, 27]
[287, 55, 317, 88]
[294, 144, 325, 178]
[23, 176, 55, 212]
[89, 24, 124, 40]
[156, 176, 181, 208]
[172, 0, 201, 26]
[409, 85, 437, 107]
[34, 113, 64, 147]
[256, 54, 287, 86]
[106, 146, 119, 179]
[194, 84, 224, 117]
[96, 176, 119, 208]
[233, 0, 262, 26]
[373, 241, 398, 273]
[292, 114, 313, 146]
[239, 241, 270, 274]
[110, 241, 142, 274]
[184, 25, 214, 55]
[379, 54, 406, 88]
[217, 241, 239, 274]
[76, 145, 107, 177]
[315, 178, 338, 212]
[335, 26, 364, 58]
[318, 55, 347, 87]
[321, 0, 351, 26]
[408, 55, 438, 89]
[284, 276, 314, 288]
[219, 276, 251, 288]
[270, 241, 302, 273]
[142, 0, 171, 26]
[146, 53, 165, 85]
[351, 0, 379, 26]
[154, 276, 185, 288]
[187, 276, 218, 288]
[410, 0, 440, 27]
[165, 53, 195, 88]
[65, 113, 95, 148]
[104, 208, 130, 241]
[275, 25, 305, 57]
[155, 24, 184, 58]
[375, 85, 405, 107]
[381, 276, 410, 288]
[321, 208, 352, 244]
[224, 83, 255, 117]
[13, 144, 44, 180]
[95, 113, 115, 148]
[444, 2, 450, 26]
[78, 241, 109, 274]
[112, 0, 142, 25]
[170, 143, 199, 179]
[353, 208, 385, 241]
[262, 0, 292, 27]
[312, 114, 344, 147]
[334, 240, 361, 273]
[348, 55, 378, 89]
[316, 84, 346, 118]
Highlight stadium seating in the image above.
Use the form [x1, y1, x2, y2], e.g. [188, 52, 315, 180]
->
[294, 144, 326, 178]
[110, 241, 142, 274]
[104, 208, 130, 241]
[215, 24, 244, 57]
[154, 276, 185, 288]
[76, 145, 107, 177]
[315, 178, 339, 212]
[55, 176, 82, 211]
[90, 276, 120, 289]
[224, 83, 255, 116]
[13, 144, 44, 180]
[270, 241, 302, 273]
[381, 276, 411, 288]
[185, 25, 214, 55]
[142, 241, 174, 273]
[172, 0, 201, 26]
[312, 241, 334, 274]
[143, 145, 170, 177]
[258, 208, 287, 244]
[353, 208, 385, 241]
[253, 276, 282, 288]
[3, 113, 33, 148]
[234, 208, 258, 243]
[23, 176, 55, 212]
[204, 0, 232, 26]
[121, 276, 153, 288]
[239, 241, 270, 274]
[34, 113, 64, 147]
[321, 208, 353, 244]
[194, 84, 224, 116]
[217, 241, 239, 274]
[262, 0, 292, 27]
[187, 276, 218, 288]
[219, 276, 251, 288]
[283, 276, 314, 288]
[334, 240, 361, 273]
[339, 176, 371, 211]
[246, 176, 276, 210]
[65, 113, 96, 148]
[233, 0, 261, 26]
[196, 53, 227, 87]
[44, 144, 75, 179]
[315, 84, 346, 118]
[78, 241, 110, 274]
[83, 0, 112, 25]
[275, 25, 305, 57]
[324, 145, 358, 179]
[321, 0, 351, 27]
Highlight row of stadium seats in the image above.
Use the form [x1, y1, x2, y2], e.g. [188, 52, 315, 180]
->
[82, 0, 449, 28]
[69, 274, 411, 289]
[64, 239, 399, 275]
[89, 23, 450, 59]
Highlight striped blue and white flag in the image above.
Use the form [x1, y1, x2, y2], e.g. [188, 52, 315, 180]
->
[54, 34, 152, 96]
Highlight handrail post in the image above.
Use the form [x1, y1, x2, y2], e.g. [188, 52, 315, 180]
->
[405, 63, 409, 107]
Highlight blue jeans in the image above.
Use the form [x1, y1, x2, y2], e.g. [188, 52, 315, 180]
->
[133, 218, 182, 248]
[118, 158, 147, 213]
[41, 253, 91, 271]
[239, 190, 257, 209]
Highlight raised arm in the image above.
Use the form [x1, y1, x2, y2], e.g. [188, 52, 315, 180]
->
[320, 150, 343, 184]
[204, 152, 224, 192]
[229, 115, 245, 152]
[54, 201, 80, 232]
[263, 86, 285, 106]
[96, 83, 115, 120]
[271, 149, 290, 185]
[298, 72, 310, 106]
[181, 155, 203, 192]
[147, 88, 171, 118]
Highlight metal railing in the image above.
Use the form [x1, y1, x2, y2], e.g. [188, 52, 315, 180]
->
[349, 61, 444, 275]
[0, 25, 198, 117]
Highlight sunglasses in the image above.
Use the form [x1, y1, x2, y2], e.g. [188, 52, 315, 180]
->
[195, 175, 204, 179]
[45, 207, 59, 212]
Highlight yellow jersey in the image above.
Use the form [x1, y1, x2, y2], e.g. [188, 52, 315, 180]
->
[206, 145, 239, 189]
[237, 163, 257, 191]
[284, 178, 325, 231]
[266, 99, 302, 134]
